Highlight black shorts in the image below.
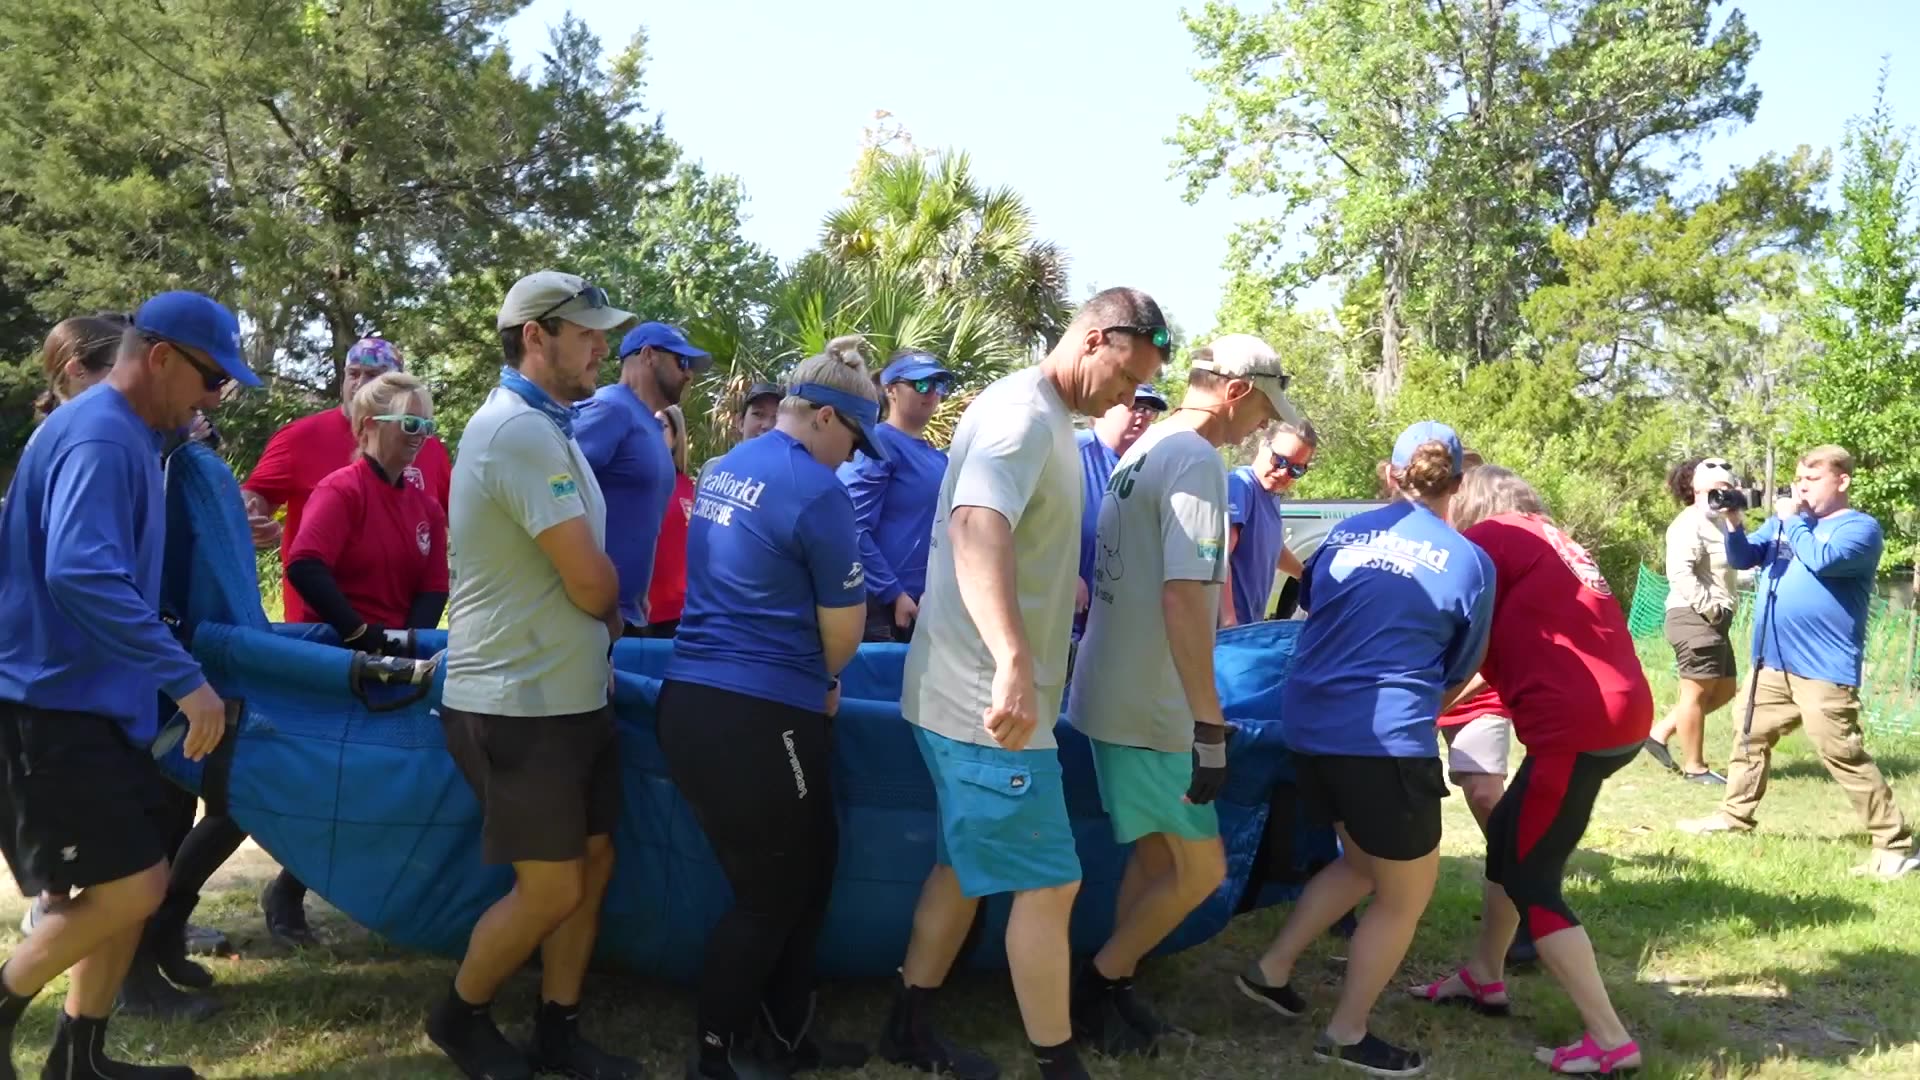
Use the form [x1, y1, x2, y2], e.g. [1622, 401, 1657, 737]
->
[1293, 752, 1448, 862]
[440, 705, 621, 865]
[1665, 607, 1736, 680]
[0, 701, 176, 896]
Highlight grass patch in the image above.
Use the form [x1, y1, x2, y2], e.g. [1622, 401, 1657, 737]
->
[5, 648, 1918, 1077]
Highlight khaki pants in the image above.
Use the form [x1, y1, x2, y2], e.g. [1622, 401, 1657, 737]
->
[1721, 667, 1914, 854]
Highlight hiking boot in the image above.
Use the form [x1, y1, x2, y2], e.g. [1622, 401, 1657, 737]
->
[876, 983, 999, 1080]
[426, 991, 533, 1080]
[259, 873, 316, 948]
[1312, 1030, 1426, 1077]
[115, 956, 222, 1023]
[1233, 964, 1308, 1019]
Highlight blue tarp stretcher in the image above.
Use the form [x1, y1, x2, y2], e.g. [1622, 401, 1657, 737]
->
[152, 441, 1336, 982]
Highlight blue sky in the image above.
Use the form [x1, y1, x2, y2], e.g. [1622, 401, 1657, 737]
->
[502, 0, 1916, 335]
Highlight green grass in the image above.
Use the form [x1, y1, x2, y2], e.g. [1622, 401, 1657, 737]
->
[5, 649, 1918, 1078]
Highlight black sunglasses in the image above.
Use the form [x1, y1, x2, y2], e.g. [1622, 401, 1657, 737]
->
[530, 284, 611, 324]
[1270, 451, 1310, 479]
[150, 336, 229, 393]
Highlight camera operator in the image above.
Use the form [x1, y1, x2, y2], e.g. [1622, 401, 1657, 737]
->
[1678, 446, 1918, 879]
[1644, 459, 1739, 784]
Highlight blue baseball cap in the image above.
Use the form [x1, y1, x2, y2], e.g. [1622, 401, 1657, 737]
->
[881, 352, 953, 389]
[133, 291, 261, 388]
[1133, 383, 1169, 411]
[619, 322, 712, 372]
[792, 381, 888, 463]
[1391, 420, 1464, 474]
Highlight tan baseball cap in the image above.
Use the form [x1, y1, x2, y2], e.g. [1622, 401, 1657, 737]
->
[1191, 333, 1302, 425]
[496, 271, 635, 332]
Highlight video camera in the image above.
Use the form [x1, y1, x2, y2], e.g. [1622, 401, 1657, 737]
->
[1707, 484, 1791, 513]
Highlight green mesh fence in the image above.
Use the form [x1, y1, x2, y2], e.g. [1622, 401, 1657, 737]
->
[1625, 565, 1920, 735]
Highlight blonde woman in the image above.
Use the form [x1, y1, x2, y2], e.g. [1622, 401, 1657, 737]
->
[644, 403, 695, 638]
[656, 336, 882, 1079]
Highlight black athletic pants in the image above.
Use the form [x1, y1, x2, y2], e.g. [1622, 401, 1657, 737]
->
[656, 679, 838, 1048]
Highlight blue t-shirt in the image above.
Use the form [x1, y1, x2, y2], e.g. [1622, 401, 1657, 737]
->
[1281, 500, 1495, 758]
[1227, 465, 1287, 623]
[1074, 430, 1120, 634]
[1726, 510, 1883, 687]
[573, 384, 675, 626]
[0, 384, 206, 742]
[666, 431, 866, 711]
[836, 422, 948, 603]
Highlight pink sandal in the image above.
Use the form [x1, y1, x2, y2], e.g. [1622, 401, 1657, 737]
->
[1535, 1032, 1642, 1074]
[1408, 966, 1510, 1016]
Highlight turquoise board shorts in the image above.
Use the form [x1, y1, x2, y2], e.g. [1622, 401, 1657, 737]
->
[911, 726, 1081, 898]
[1089, 738, 1221, 845]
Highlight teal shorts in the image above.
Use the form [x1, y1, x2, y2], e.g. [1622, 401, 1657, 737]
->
[911, 726, 1081, 898]
[1089, 738, 1221, 845]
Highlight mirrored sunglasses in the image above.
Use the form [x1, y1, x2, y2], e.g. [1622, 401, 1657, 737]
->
[373, 413, 437, 437]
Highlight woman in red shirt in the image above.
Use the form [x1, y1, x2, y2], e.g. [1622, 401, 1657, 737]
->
[644, 403, 694, 638]
[1409, 466, 1651, 1076]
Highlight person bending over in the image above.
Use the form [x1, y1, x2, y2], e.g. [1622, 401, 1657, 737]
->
[1644, 457, 1741, 783]
[1409, 465, 1652, 1075]
[886, 288, 1170, 1080]
[0, 291, 256, 1078]
[426, 271, 642, 1080]
[1067, 334, 1297, 1056]
[1234, 421, 1493, 1079]
[1220, 420, 1317, 626]
[657, 337, 883, 1079]
[1072, 383, 1168, 638]
[1680, 446, 1917, 879]
[838, 350, 954, 643]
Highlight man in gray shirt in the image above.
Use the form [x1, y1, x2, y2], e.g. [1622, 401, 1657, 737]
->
[881, 288, 1171, 1080]
[1067, 334, 1298, 1055]
[428, 271, 642, 1080]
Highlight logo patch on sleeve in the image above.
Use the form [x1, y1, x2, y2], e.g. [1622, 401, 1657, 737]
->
[548, 473, 579, 499]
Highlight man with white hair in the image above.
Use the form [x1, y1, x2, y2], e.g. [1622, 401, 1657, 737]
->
[1067, 334, 1298, 1055]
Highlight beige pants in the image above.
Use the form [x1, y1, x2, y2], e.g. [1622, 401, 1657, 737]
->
[1721, 667, 1914, 854]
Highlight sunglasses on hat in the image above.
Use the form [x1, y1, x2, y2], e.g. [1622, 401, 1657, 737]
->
[531, 284, 611, 324]
[1104, 324, 1172, 358]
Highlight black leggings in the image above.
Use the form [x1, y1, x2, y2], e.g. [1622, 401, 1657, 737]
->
[656, 679, 838, 1048]
[1484, 745, 1638, 941]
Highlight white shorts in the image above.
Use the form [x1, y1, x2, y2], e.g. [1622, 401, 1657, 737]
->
[1441, 714, 1512, 780]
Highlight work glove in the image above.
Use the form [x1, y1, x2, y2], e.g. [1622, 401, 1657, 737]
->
[1186, 721, 1229, 805]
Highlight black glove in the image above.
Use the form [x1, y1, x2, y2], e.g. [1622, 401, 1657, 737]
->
[1186, 721, 1229, 805]
[342, 623, 392, 656]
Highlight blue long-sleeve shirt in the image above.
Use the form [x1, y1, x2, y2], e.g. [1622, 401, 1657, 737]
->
[836, 423, 948, 603]
[1725, 510, 1883, 687]
[0, 384, 207, 742]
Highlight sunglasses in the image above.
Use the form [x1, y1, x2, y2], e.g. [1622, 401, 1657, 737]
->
[1701, 458, 1731, 469]
[900, 376, 950, 395]
[530, 284, 611, 324]
[1105, 324, 1173, 358]
[161, 340, 229, 393]
[373, 413, 438, 437]
[1270, 451, 1311, 479]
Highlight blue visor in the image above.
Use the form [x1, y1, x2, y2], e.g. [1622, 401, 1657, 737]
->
[881, 353, 953, 388]
[793, 382, 888, 462]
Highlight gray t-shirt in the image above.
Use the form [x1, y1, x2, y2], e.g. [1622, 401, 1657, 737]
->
[1068, 426, 1229, 753]
[443, 386, 612, 717]
[902, 366, 1080, 750]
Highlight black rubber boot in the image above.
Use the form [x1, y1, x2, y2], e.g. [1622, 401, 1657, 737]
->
[114, 950, 221, 1023]
[259, 871, 316, 948]
[40, 1010, 199, 1078]
[757, 993, 868, 1073]
[144, 894, 213, 991]
[875, 981, 999, 1080]
[0, 959, 39, 1080]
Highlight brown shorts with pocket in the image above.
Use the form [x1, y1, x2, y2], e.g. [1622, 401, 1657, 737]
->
[439, 704, 621, 864]
[1665, 606, 1736, 681]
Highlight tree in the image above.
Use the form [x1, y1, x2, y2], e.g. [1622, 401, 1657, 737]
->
[1797, 65, 1920, 549]
[1172, 0, 1761, 399]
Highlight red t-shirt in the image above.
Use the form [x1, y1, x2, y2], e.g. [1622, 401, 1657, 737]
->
[1437, 680, 1507, 729]
[646, 471, 695, 624]
[1461, 512, 1653, 753]
[243, 407, 451, 622]
[285, 458, 449, 628]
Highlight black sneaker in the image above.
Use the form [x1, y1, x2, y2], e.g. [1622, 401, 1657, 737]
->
[529, 1029, 644, 1079]
[1312, 1031, 1426, 1077]
[754, 995, 868, 1073]
[426, 996, 534, 1080]
[259, 877, 317, 948]
[1682, 768, 1728, 786]
[41, 1011, 200, 1078]
[1233, 968, 1308, 1019]
[876, 1023, 999, 1080]
[1505, 934, 1539, 969]
[1070, 982, 1157, 1058]
[1110, 981, 1191, 1039]
[115, 957, 222, 1023]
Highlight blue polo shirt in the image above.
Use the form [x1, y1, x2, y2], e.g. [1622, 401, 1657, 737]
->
[0, 384, 206, 742]
[1227, 465, 1287, 623]
[1281, 500, 1495, 759]
[574, 384, 674, 626]
[667, 431, 866, 712]
[836, 422, 948, 604]
[1726, 510, 1883, 687]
